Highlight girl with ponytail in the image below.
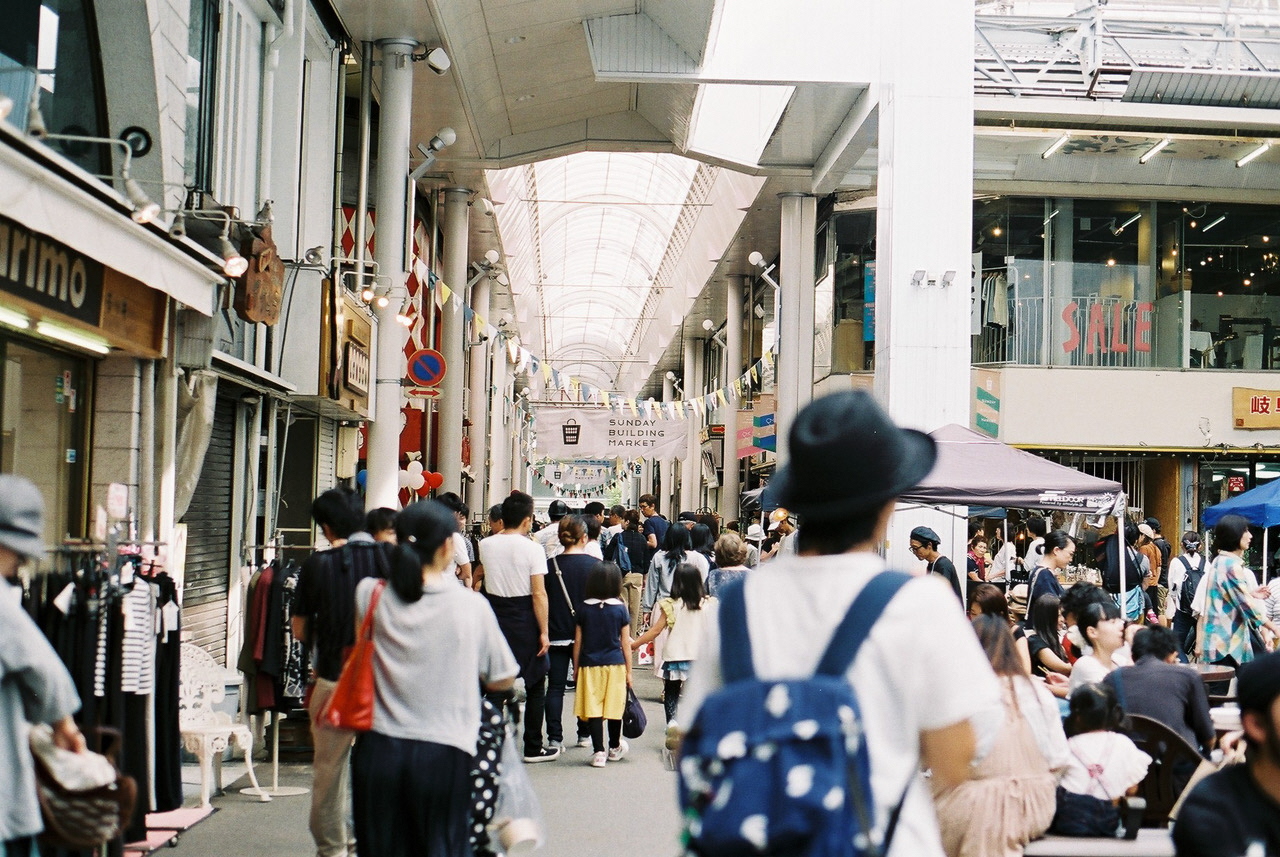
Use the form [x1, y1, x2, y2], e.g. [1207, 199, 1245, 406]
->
[350, 501, 519, 856]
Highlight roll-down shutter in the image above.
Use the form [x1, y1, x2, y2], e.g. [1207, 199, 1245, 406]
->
[181, 395, 235, 664]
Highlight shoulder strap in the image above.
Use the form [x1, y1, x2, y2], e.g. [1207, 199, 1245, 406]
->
[552, 557, 575, 618]
[359, 580, 386, 641]
[816, 572, 912, 677]
[718, 579, 753, 683]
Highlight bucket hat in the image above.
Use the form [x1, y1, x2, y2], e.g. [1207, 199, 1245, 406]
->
[744, 523, 766, 542]
[0, 475, 47, 559]
[773, 390, 937, 522]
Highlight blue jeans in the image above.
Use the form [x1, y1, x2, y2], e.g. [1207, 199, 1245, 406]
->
[1173, 611, 1196, 663]
[545, 645, 588, 744]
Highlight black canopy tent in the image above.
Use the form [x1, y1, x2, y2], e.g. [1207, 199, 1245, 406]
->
[900, 425, 1135, 595]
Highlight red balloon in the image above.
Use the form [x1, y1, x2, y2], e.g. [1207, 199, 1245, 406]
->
[416, 483, 431, 498]
[426, 471, 445, 489]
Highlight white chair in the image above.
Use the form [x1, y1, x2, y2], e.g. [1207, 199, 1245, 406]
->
[179, 643, 270, 806]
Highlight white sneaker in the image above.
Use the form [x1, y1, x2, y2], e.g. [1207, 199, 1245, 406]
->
[607, 739, 629, 762]
[575, 737, 592, 749]
[590, 751, 607, 768]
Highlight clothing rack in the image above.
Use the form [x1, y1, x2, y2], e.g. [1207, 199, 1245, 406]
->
[238, 536, 310, 799]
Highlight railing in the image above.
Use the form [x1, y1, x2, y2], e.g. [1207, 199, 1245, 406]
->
[974, 295, 1158, 368]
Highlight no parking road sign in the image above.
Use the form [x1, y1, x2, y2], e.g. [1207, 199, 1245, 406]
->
[407, 348, 447, 388]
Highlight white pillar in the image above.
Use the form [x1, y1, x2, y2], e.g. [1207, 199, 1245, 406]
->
[365, 38, 417, 510]
[486, 350, 510, 507]
[661, 374, 675, 515]
[680, 335, 701, 514]
[439, 187, 470, 497]
[466, 276, 490, 512]
[776, 193, 817, 463]
[874, 0, 974, 560]
[720, 278, 744, 523]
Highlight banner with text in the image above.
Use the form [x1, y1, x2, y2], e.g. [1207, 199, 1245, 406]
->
[534, 407, 691, 460]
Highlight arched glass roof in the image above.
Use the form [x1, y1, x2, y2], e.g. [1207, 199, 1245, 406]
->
[487, 152, 704, 391]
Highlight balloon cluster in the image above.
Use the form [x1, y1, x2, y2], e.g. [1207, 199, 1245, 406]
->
[398, 460, 445, 497]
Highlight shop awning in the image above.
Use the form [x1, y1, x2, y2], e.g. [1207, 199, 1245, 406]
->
[1203, 478, 1280, 528]
[0, 131, 221, 316]
[902, 424, 1126, 515]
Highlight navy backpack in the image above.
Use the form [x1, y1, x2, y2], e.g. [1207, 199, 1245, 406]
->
[677, 572, 911, 857]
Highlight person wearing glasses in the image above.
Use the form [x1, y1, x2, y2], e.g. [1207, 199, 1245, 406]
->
[910, 526, 962, 602]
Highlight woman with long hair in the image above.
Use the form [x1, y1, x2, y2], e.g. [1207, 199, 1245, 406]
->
[641, 523, 709, 676]
[934, 615, 1067, 856]
[967, 583, 1031, 675]
[1026, 594, 1072, 699]
[350, 501, 517, 857]
[1198, 513, 1278, 666]
[1024, 530, 1075, 623]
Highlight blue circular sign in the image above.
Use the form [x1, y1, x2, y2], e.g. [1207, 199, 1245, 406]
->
[407, 348, 447, 387]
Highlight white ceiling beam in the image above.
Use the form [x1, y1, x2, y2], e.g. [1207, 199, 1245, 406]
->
[975, 95, 1280, 133]
[811, 93, 879, 196]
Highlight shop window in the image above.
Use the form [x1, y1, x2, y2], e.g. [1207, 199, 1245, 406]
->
[0, 337, 89, 547]
[0, 0, 108, 174]
[185, 0, 219, 191]
[830, 210, 875, 373]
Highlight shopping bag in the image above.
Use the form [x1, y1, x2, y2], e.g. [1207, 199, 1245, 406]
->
[636, 642, 654, 666]
[30, 724, 137, 850]
[320, 581, 385, 730]
[622, 686, 647, 739]
[489, 724, 546, 853]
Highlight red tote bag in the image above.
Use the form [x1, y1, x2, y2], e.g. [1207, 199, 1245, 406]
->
[320, 580, 385, 731]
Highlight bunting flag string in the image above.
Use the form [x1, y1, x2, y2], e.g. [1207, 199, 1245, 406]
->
[523, 456, 638, 498]
[421, 273, 777, 418]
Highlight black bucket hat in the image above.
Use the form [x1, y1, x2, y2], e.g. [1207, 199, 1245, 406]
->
[773, 391, 937, 523]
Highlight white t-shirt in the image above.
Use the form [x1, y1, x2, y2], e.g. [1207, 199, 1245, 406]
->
[445, 532, 470, 584]
[534, 524, 563, 559]
[1068, 654, 1113, 696]
[1060, 732, 1152, 800]
[585, 540, 604, 560]
[478, 533, 546, 597]
[679, 553, 1003, 857]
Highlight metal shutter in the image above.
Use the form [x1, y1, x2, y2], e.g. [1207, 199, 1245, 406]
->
[316, 417, 336, 492]
[182, 395, 236, 664]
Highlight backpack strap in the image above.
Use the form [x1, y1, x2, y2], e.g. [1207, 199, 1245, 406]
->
[816, 572, 912, 677]
[718, 579, 754, 683]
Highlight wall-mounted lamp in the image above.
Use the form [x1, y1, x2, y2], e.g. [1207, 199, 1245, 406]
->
[911, 269, 958, 288]
[181, 208, 250, 276]
[941, 270, 957, 287]
[409, 127, 457, 181]
[665, 370, 683, 395]
[910, 270, 926, 287]
[38, 131, 159, 223]
[412, 46, 451, 75]
[753, 304, 765, 319]
[303, 246, 325, 266]
[472, 197, 496, 217]
[748, 251, 779, 290]
[395, 297, 414, 327]
[25, 88, 46, 138]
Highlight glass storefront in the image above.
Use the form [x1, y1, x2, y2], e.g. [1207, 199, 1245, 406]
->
[821, 196, 1280, 376]
[0, 336, 91, 546]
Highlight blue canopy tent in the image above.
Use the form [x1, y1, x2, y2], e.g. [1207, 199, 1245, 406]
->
[1202, 478, 1280, 580]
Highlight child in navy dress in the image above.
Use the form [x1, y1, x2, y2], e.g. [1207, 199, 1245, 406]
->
[573, 562, 633, 767]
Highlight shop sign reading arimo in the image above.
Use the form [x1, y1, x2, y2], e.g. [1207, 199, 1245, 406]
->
[0, 213, 104, 325]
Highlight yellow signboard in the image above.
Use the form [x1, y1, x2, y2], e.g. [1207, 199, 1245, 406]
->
[1232, 387, 1280, 429]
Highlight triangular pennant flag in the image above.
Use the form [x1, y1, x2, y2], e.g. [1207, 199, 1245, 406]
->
[542, 361, 552, 382]
[439, 282, 453, 304]
[628, 399, 639, 416]
[717, 390, 728, 407]
[750, 365, 760, 384]
[763, 349, 774, 368]
[463, 306, 475, 322]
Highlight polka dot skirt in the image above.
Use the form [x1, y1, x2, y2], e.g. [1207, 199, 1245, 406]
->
[471, 697, 506, 856]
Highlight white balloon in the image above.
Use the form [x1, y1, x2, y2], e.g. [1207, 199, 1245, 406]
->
[407, 460, 424, 475]
[409, 472, 425, 490]
[398, 471, 411, 488]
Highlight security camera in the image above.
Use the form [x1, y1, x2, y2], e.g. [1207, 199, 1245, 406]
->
[425, 47, 451, 75]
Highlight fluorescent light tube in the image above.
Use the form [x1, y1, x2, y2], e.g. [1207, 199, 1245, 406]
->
[1201, 215, 1226, 233]
[0, 307, 31, 329]
[1041, 134, 1070, 160]
[1138, 139, 1170, 164]
[1236, 141, 1271, 168]
[35, 322, 110, 354]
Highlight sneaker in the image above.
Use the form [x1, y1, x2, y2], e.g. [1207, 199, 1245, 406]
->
[575, 737, 592, 749]
[607, 739, 629, 762]
[547, 740, 565, 752]
[590, 751, 607, 768]
[665, 723, 681, 752]
[523, 746, 561, 763]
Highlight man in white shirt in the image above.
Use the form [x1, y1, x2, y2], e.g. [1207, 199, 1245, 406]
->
[435, 492, 473, 587]
[534, 499, 570, 559]
[479, 491, 559, 763]
[679, 390, 1002, 857]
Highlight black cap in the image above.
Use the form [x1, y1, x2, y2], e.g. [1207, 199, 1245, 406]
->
[548, 500, 569, 520]
[677, 511, 698, 523]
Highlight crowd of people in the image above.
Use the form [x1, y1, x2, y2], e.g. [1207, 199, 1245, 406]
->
[4, 389, 1280, 857]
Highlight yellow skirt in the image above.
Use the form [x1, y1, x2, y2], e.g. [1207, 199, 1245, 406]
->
[573, 664, 627, 720]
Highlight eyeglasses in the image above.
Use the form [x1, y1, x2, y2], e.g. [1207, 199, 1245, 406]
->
[909, 544, 925, 553]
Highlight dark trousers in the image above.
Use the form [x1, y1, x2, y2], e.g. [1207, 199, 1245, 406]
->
[351, 731, 473, 857]
[523, 675, 548, 755]
[3, 838, 34, 857]
[1173, 611, 1196, 663]
[664, 678, 683, 724]
[545, 646, 588, 744]
[587, 717, 622, 754]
